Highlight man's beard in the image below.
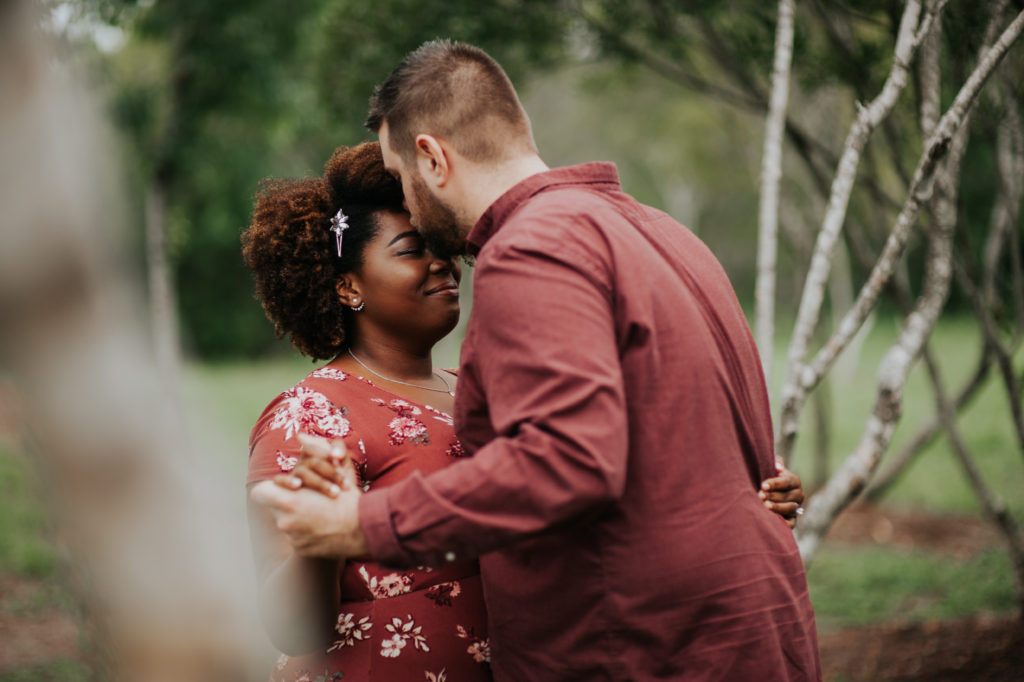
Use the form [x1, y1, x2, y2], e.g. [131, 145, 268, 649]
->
[409, 173, 467, 261]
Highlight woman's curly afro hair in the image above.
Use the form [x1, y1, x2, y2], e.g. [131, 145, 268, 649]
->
[241, 142, 405, 360]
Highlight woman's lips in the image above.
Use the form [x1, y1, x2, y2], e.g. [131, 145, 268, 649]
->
[425, 281, 459, 295]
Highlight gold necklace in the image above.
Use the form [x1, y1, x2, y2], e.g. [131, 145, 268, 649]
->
[348, 349, 454, 396]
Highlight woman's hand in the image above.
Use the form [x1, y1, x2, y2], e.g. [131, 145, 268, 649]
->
[272, 433, 356, 498]
[253, 433, 368, 559]
[760, 459, 805, 529]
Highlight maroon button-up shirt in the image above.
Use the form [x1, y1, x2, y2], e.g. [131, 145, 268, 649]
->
[360, 163, 821, 681]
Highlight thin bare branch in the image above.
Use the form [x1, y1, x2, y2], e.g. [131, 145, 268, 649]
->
[573, 4, 764, 109]
[797, 127, 964, 561]
[781, 6, 1024, 466]
[866, 344, 993, 499]
[797, 5, 985, 559]
[776, 0, 940, 461]
[920, 349, 1024, 607]
[955, 258, 1024, 453]
[919, 12, 942, 139]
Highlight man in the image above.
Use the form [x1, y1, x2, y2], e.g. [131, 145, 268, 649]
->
[255, 40, 821, 680]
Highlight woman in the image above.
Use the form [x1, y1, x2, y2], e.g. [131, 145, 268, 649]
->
[242, 142, 804, 682]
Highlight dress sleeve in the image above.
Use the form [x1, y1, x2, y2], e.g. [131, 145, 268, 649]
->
[360, 225, 629, 567]
[247, 393, 300, 486]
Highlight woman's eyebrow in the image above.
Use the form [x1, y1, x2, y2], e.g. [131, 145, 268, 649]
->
[387, 230, 421, 246]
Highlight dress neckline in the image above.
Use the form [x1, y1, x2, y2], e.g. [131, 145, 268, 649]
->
[310, 365, 456, 419]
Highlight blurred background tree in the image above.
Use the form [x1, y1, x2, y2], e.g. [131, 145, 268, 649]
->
[57, 0, 1022, 575]
[54, 0, 1018, 360]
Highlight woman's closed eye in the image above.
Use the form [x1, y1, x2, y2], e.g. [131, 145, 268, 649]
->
[397, 243, 425, 256]
[388, 230, 426, 256]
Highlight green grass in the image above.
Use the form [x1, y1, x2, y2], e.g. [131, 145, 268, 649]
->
[0, 315, 1020, 658]
[0, 658, 92, 682]
[182, 316, 1022, 631]
[774, 314, 1024, 519]
[178, 353, 314, 483]
[808, 547, 1016, 631]
[0, 444, 59, 579]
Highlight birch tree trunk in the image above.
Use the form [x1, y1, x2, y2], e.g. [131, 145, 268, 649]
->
[867, 58, 1022, 499]
[776, 0, 940, 462]
[755, 0, 796, 387]
[779, 5, 1024, 471]
[794, 5, 1024, 562]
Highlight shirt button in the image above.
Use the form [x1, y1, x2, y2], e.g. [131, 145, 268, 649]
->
[444, 551, 457, 562]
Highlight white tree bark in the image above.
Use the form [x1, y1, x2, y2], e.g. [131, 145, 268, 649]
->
[776, 0, 941, 460]
[779, 4, 1024, 464]
[797, 117, 965, 561]
[796, 4, 1024, 561]
[755, 0, 796, 387]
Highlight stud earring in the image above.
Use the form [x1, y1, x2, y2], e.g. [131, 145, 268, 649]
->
[351, 300, 365, 312]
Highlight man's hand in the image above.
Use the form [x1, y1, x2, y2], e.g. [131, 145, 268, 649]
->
[759, 459, 805, 529]
[251, 434, 369, 558]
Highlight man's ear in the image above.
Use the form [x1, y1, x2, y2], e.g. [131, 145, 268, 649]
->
[415, 134, 450, 187]
[335, 276, 362, 309]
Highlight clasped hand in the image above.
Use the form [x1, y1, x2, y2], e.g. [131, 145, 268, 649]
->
[759, 459, 806, 529]
[250, 433, 370, 558]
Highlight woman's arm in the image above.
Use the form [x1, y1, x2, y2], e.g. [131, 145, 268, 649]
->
[247, 483, 341, 655]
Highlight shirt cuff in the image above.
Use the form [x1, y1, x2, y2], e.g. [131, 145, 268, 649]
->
[358, 489, 411, 568]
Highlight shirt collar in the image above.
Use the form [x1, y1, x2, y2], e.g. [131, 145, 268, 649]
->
[467, 162, 621, 255]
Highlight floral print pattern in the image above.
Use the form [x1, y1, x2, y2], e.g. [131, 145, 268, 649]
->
[373, 398, 431, 446]
[381, 615, 430, 658]
[457, 626, 491, 664]
[425, 405, 454, 426]
[327, 612, 373, 652]
[310, 367, 348, 381]
[425, 581, 462, 607]
[360, 565, 414, 599]
[276, 450, 298, 472]
[269, 387, 351, 441]
[250, 365, 490, 682]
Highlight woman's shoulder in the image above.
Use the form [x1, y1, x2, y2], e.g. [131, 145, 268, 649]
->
[247, 366, 374, 484]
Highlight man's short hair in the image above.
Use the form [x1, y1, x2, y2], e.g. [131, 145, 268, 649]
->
[365, 40, 536, 163]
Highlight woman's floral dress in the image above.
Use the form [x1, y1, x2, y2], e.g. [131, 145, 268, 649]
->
[248, 366, 491, 682]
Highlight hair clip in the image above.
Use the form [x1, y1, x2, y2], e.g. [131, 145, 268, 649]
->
[329, 208, 349, 257]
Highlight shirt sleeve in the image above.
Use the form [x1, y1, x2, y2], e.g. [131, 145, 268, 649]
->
[359, 217, 630, 567]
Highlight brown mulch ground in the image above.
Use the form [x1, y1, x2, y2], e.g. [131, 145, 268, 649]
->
[816, 503, 1022, 681]
[0, 576, 81, 672]
[0, 503, 1020, 680]
[818, 613, 1024, 681]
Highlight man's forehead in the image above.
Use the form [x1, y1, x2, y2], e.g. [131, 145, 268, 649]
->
[377, 124, 400, 171]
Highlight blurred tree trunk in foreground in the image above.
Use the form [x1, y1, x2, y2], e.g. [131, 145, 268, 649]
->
[0, 2, 256, 678]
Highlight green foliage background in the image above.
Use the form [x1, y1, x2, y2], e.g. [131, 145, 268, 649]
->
[59, 0, 1024, 359]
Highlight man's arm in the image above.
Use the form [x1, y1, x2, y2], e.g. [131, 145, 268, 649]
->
[361, 228, 629, 567]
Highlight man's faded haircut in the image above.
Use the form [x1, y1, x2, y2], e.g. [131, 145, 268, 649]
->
[365, 39, 536, 163]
